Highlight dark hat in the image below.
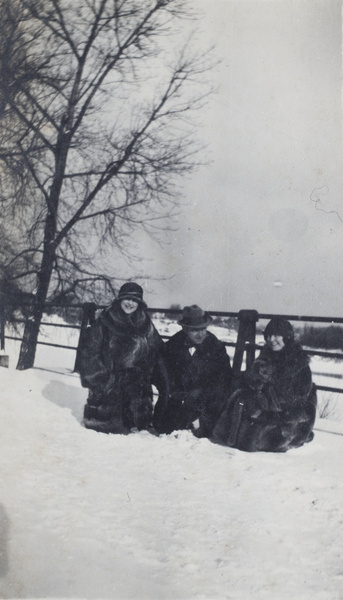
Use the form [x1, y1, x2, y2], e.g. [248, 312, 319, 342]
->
[178, 304, 213, 330]
[117, 282, 145, 305]
[264, 318, 294, 343]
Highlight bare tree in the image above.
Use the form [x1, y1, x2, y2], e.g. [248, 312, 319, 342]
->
[0, 0, 211, 369]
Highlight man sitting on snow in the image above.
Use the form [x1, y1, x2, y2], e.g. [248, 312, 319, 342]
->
[153, 304, 233, 437]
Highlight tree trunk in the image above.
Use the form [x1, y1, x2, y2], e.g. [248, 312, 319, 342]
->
[16, 125, 69, 370]
[16, 246, 55, 370]
[16, 314, 42, 370]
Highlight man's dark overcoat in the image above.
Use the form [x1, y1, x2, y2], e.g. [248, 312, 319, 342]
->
[213, 341, 317, 452]
[154, 330, 233, 436]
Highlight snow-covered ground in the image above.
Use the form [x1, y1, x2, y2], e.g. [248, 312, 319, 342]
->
[0, 319, 343, 599]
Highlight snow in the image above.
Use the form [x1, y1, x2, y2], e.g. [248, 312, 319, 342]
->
[1, 327, 343, 599]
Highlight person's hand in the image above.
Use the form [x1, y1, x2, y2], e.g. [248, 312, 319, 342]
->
[258, 362, 273, 381]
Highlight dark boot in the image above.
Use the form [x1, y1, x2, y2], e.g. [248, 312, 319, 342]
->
[83, 418, 129, 435]
[84, 404, 101, 420]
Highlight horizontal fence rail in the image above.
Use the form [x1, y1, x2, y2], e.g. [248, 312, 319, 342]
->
[2, 304, 342, 395]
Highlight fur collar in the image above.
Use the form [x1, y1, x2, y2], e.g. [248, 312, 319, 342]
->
[100, 302, 151, 337]
[259, 341, 309, 368]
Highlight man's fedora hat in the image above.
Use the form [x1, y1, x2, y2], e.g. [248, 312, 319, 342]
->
[178, 304, 213, 330]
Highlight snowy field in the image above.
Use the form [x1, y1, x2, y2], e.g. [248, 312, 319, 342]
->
[0, 318, 343, 599]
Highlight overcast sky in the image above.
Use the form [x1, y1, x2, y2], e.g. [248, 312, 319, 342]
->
[136, 0, 343, 318]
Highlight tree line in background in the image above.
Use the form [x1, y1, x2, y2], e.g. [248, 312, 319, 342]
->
[298, 325, 343, 351]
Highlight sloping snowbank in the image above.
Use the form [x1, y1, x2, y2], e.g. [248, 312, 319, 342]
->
[0, 341, 343, 599]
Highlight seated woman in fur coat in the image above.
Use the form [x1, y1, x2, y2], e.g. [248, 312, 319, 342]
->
[79, 282, 168, 434]
[212, 318, 317, 452]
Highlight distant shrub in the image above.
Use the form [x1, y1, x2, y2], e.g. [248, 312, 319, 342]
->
[211, 316, 239, 331]
[0, 279, 34, 322]
[299, 325, 343, 350]
[164, 304, 182, 320]
[317, 392, 343, 421]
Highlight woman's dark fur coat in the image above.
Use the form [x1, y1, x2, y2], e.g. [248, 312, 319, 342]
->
[212, 341, 317, 452]
[79, 301, 167, 434]
[153, 330, 233, 436]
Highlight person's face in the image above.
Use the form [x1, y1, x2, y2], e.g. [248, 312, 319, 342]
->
[267, 334, 285, 352]
[121, 299, 139, 315]
[186, 327, 208, 345]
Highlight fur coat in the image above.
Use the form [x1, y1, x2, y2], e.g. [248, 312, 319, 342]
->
[212, 341, 317, 452]
[153, 330, 233, 436]
[78, 301, 167, 433]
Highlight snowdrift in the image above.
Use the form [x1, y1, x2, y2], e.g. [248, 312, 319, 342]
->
[0, 338, 342, 599]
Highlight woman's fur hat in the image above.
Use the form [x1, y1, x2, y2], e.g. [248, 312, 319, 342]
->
[263, 317, 294, 344]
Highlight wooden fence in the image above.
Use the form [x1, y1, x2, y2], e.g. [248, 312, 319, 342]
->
[2, 303, 343, 395]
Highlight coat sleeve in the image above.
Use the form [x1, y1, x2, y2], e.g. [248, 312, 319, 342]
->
[162, 338, 182, 394]
[281, 362, 314, 418]
[218, 343, 233, 392]
[77, 320, 110, 389]
[204, 339, 233, 395]
[151, 354, 169, 396]
[290, 363, 313, 400]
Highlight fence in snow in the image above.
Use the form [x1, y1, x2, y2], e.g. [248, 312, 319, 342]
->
[1, 303, 343, 395]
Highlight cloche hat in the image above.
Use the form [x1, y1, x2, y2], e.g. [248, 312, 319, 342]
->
[117, 282, 146, 305]
[178, 304, 213, 330]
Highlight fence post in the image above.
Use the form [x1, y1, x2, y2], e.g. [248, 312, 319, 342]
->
[232, 309, 259, 380]
[0, 303, 5, 351]
[73, 302, 97, 373]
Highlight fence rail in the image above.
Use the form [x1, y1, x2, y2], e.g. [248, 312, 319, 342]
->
[2, 304, 342, 395]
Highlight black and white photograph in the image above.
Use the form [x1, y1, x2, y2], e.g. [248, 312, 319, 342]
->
[0, 0, 342, 598]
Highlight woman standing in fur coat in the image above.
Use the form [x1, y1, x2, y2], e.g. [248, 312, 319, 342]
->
[79, 283, 167, 434]
[213, 318, 317, 452]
